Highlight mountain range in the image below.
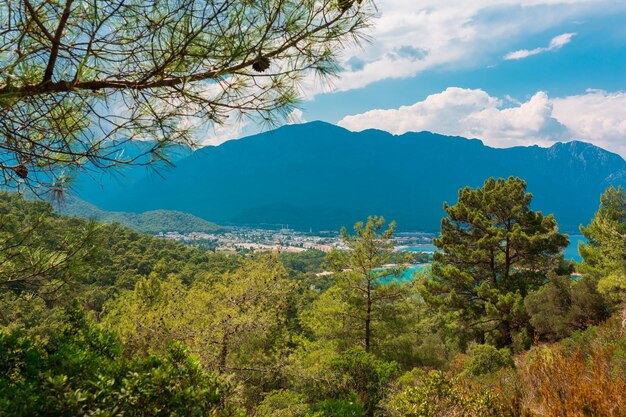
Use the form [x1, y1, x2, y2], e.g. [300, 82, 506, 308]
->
[73, 121, 626, 233]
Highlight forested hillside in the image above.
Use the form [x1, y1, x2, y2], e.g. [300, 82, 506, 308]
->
[58, 195, 222, 233]
[2, 181, 624, 416]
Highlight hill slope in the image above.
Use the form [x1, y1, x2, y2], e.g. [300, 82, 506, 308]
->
[59, 196, 221, 233]
[86, 122, 626, 232]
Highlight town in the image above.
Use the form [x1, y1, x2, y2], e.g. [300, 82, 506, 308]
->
[155, 226, 437, 254]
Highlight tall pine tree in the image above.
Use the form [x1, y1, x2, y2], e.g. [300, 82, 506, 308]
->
[305, 216, 416, 357]
[579, 186, 626, 299]
[422, 177, 568, 348]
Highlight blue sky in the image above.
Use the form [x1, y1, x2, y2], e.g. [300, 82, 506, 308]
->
[211, 1, 626, 157]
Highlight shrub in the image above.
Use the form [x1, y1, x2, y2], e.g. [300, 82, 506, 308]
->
[328, 347, 399, 416]
[0, 302, 232, 416]
[383, 370, 509, 417]
[463, 343, 513, 376]
[310, 397, 364, 417]
[525, 274, 612, 342]
[256, 389, 311, 417]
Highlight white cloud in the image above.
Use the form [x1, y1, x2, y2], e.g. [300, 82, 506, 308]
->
[504, 32, 576, 60]
[338, 88, 565, 147]
[549, 32, 577, 48]
[337, 87, 626, 157]
[552, 90, 626, 156]
[287, 109, 306, 125]
[200, 119, 249, 146]
[303, 1, 626, 95]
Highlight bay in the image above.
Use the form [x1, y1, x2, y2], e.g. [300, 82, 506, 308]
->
[404, 235, 585, 262]
[393, 235, 587, 283]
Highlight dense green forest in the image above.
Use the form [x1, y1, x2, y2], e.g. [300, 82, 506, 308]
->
[1, 177, 625, 416]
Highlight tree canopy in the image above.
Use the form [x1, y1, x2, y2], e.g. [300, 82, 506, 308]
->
[0, 301, 232, 417]
[318, 216, 413, 354]
[579, 185, 626, 298]
[0, 0, 373, 190]
[423, 177, 569, 347]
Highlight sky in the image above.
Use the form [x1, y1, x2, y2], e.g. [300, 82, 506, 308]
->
[207, 1, 626, 158]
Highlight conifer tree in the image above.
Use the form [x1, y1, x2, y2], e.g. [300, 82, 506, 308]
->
[422, 177, 568, 347]
[306, 216, 416, 356]
[579, 186, 626, 299]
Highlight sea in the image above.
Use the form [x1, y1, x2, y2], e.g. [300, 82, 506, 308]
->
[395, 235, 586, 282]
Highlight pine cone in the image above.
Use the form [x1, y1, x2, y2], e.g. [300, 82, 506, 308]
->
[338, 0, 353, 11]
[14, 164, 28, 179]
[252, 56, 270, 72]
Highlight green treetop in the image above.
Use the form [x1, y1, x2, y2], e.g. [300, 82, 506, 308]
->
[423, 177, 569, 348]
[306, 216, 415, 356]
[579, 186, 626, 298]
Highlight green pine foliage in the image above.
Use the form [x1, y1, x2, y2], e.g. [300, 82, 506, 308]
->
[579, 185, 626, 298]
[422, 177, 569, 348]
[314, 216, 418, 357]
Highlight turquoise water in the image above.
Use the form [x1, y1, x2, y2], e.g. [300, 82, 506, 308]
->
[398, 265, 430, 282]
[379, 265, 430, 283]
[390, 235, 586, 282]
[405, 236, 585, 263]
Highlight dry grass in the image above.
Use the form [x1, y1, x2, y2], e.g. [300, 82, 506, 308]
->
[515, 318, 626, 417]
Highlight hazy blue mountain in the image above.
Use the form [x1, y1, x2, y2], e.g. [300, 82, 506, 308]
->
[69, 141, 193, 207]
[84, 121, 626, 232]
[59, 195, 221, 234]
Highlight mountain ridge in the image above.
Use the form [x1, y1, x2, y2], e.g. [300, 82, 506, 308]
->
[77, 121, 626, 232]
